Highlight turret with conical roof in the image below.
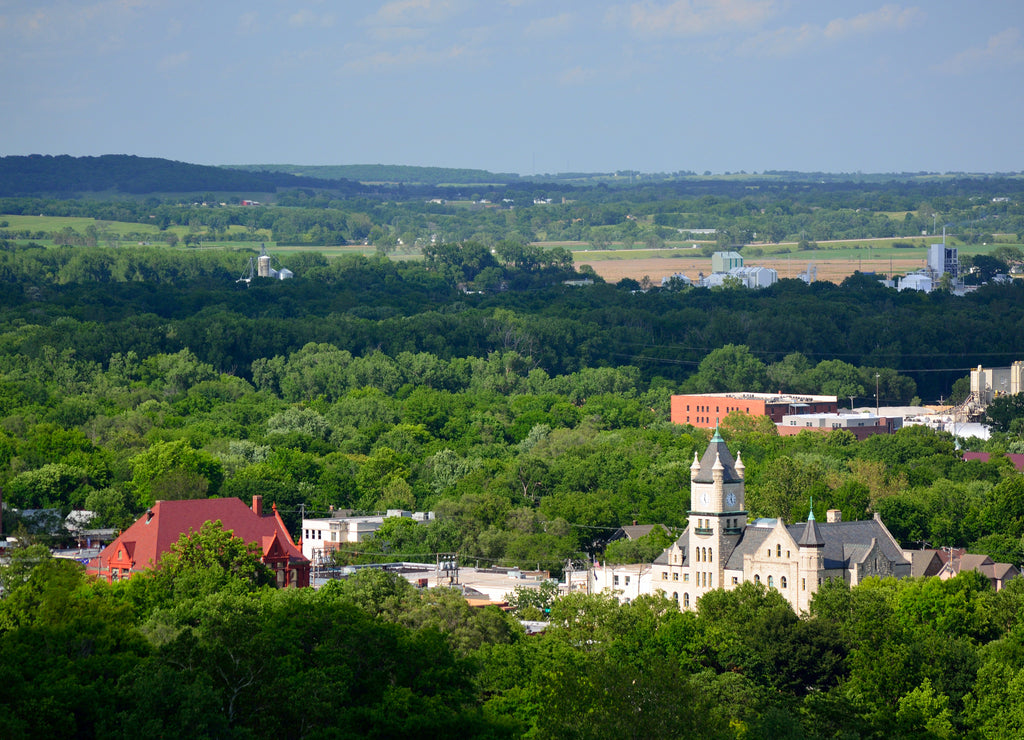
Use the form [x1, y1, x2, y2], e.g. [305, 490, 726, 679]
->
[798, 505, 825, 548]
[797, 501, 825, 612]
[691, 428, 743, 485]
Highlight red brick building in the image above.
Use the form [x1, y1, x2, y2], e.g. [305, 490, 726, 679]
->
[671, 392, 838, 429]
[87, 496, 310, 588]
[776, 412, 902, 440]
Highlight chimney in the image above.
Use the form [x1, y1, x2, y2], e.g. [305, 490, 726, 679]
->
[252, 495, 263, 517]
[826, 509, 842, 523]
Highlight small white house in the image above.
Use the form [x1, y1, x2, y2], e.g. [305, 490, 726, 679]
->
[898, 272, 933, 292]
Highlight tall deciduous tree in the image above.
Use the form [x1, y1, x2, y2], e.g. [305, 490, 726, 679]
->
[686, 344, 769, 393]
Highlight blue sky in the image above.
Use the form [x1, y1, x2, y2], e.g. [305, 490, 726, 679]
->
[2, 1, 1022, 174]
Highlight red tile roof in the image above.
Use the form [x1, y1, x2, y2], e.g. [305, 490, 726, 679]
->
[962, 452, 1024, 472]
[90, 497, 306, 574]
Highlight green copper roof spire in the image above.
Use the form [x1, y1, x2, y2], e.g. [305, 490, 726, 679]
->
[808, 496, 815, 521]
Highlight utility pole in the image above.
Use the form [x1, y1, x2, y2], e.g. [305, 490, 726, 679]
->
[875, 373, 880, 416]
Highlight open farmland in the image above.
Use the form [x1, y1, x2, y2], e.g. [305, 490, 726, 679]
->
[574, 252, 928, 284]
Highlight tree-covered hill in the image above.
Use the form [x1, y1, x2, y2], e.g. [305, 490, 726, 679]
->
[226, 162, 523, 186]
[0, 154, 363, 197]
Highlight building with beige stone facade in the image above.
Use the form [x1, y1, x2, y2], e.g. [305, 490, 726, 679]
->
[597, 430, 912, 613]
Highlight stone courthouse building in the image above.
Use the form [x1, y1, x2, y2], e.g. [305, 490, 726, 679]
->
[645, 430, 911, 612]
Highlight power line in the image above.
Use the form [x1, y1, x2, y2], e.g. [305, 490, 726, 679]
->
[609, 340, 1024, 361]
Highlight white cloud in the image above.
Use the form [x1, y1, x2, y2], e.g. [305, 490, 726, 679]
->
[3, 1, 155, 44]
[237, 11, 258, 35]
[937, 28, 1024, 75]
[740, 4, 921, 57]
[822, 4, 918, 40]
[525, 13, 574, 38]
[366, 0, 461, 27]
[289, 9, 335, 29]
[558, 65, 594, 85]
[158, 50, 189, 71]
[614, 0, 777, 37]
[341, 43, 470, 74]
[367, 25, 430, 42]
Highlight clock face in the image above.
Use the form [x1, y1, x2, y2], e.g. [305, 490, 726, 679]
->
[726, 493, 737, 506]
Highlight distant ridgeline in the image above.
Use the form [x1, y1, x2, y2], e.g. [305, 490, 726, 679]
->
[226, 163, 523, 186]
[4, 154, 1024, 198]
[0, 154, 363, 197]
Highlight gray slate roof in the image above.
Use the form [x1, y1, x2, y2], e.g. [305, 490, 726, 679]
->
[654, 529, 689, 566]
[692, 430, 742, 483]
[723, 517, 907, 572]
[797, 516, 825, 547]
[617, 524, 669, 541]
[789, 519, 906, 570]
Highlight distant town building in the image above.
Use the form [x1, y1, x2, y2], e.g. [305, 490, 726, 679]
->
[898, 272, 933, 292]
[594, 433, 912, 613]
[711, 251, 744, 273]
[928, 243, 959, 279]
[671, 392, 838, 429]
[777, 412, 902, 440]
[935, 549, 1019, 591]
[301, 509, 434, 562]
[696, 252, 778, 289]
[660, 272, 693, 288]
[971, 361, 1024, 406]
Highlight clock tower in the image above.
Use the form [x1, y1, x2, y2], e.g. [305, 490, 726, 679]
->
[687, 429, 747, 593]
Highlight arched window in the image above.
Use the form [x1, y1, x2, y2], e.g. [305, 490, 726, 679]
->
[672, 592, 678, 602]
[708, 548, 713, 563]
[768, 575, 774, 588]
[754, 574, 760, 583]
[701, 547, 706, 562]
[683, 593, 690, 607]
[780, 576, 787, 588]
[776, 544, 782, 557]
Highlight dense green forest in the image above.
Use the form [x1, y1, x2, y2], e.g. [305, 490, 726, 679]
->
[7, 538, 1024, 737]
[1, 239, 1023, 567]
[3, 158, 1024, 736]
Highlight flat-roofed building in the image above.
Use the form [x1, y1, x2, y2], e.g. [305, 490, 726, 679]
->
[671, 392, 838, 429]
[777, 412, 902, 440]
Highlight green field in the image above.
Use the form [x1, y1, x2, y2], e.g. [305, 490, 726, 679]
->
[5, 214, 1019, 267]
[1, 214, 163, 236]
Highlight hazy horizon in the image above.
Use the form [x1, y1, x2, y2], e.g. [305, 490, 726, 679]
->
[3, 1, 1023, 175]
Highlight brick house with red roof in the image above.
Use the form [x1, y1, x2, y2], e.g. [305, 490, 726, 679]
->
[87, 495, 309, 588]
